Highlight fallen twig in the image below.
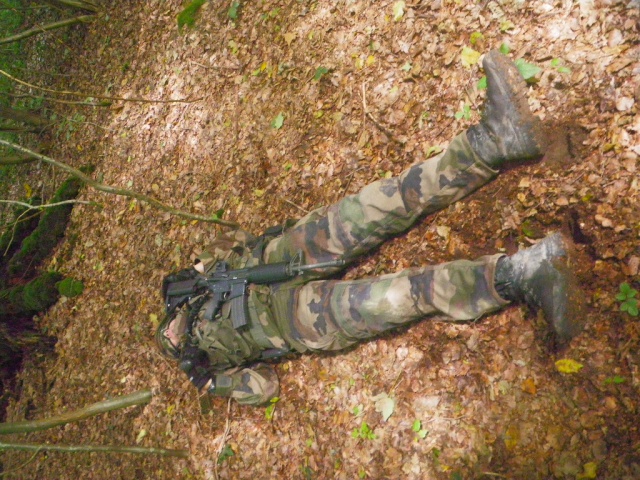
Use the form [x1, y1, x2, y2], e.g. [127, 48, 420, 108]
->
[0, 441, 189, 458]
[0, 68, 198, 104]
[0, 140, 239, 228]
[0, 390, 152, 435]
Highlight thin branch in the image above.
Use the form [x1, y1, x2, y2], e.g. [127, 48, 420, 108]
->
[0, 449, 41, 477]
[2, 208, 33, 257]
[1, 153, 40, 165]
[281, 197, 309, 215]
[0, 199, 96, 210]
[0, 140, 239, 227]
[9, 88, 113, 106]
[0, 15, 96, 45]
[0, 390, 152, 435]
[50, 0, 100, 12]
[0, 68, 199, 104]
[0, 442, 189, 458]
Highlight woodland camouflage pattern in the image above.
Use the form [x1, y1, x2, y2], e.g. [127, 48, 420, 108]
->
[172, 133, 510, 406]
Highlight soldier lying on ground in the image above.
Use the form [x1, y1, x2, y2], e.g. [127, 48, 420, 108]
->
[156, 50, 584, 406]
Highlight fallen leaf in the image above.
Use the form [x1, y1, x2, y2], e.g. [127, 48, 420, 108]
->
[522, 377, 537, 395]
[577, 461, 597, 479]
[392, 1, 405, 22]
[136, 429, 147, 444]
[283, 32, 296, 46]
[555, 359, 584, 374]
[271, 112, 285, 129]
[504, 424, 520, 450]
[372, 392, 396, 422]
[460, 47, 481, 68]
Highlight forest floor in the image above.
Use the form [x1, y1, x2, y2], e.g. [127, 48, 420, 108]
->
[1, 0, 639, 479]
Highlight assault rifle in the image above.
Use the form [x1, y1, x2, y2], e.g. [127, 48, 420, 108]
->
[165, 252, 344, 329]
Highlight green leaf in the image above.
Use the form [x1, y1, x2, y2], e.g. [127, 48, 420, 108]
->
[352, 421, 377, 440]
[228, 1, 240, 20]
[521, 220, 536, 238]
[177, 0, 207, 31]
[470, 31, 484, 46]
[555, 358, 584, 374]
[604, 376, 626, 385]
[622, 299, 639, 316]
[514, 58, 541, 81]
[620, 283, 637, 298]
[313, 66, 329, 81]
[454, 104, 472, 121]
[217, 444, 235, 464]
[460, 46, 481, 68]
[265, 397, 279, 420]
[271, 112, 285, 129]
[500, 19, 515, 32]
[56, 277, 84, 298]
[425, 145, 443, 158]
[412, 420, 422, 432]
[499, 43, 511, 55]
[392, 1, 405, 21]
[550, 58, 571, 74]
[477, 76, 487, 90]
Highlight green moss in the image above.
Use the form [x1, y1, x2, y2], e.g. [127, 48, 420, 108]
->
[177, 0, 207, 31]
[0, 271, 62, 316]
[21, 271, 63, 312]
[8, 176, 83, 277]
[0, 0, 25, 102]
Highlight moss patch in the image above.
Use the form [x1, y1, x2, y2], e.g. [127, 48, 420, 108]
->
[177, 0, 207, 31]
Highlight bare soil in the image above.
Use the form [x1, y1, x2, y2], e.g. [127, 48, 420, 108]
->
[1, 1, 639, 479]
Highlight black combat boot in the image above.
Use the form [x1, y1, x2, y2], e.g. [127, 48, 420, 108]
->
[494, 232, 584, 343]
[467, 50, 546, 168]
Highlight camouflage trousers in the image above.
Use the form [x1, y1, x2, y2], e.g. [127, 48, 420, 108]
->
[260, 132, 509, 353]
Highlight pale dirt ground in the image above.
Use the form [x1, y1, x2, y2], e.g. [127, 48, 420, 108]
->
[1, 1, 639, 479]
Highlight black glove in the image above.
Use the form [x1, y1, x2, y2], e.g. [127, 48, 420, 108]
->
[179, 343, 213, 392]
[161, 267, 199, 300]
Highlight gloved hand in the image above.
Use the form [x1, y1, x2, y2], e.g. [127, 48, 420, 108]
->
[179, 343, 213, 392]
[162, 267, 199, 300]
